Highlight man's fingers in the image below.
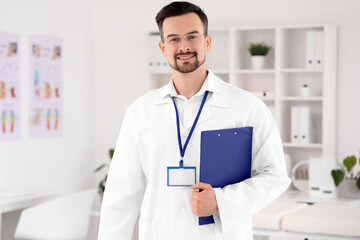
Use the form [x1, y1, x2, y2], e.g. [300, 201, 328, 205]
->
[190, 182, 212, 190]
[190, 196, 200, 216]
[191, 191, 199, 198]
[190, 182, 219, 217]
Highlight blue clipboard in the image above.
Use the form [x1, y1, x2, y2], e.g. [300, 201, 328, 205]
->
[199, 127, 253, 225]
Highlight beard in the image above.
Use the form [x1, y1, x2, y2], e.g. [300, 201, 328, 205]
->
[168, 52, 206, 73]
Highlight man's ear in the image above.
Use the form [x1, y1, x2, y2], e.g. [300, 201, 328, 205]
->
[205, 34, 212, 52]
[159, 41, 167, 58]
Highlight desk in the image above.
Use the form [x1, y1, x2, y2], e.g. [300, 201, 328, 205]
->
[0, 192, 53, 240]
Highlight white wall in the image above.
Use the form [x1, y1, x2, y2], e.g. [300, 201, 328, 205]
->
[0, 0, 95, 193]
[92, 0, 360, 169]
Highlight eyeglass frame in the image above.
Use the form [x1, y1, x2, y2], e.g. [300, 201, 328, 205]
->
[161, 32, 207, 45]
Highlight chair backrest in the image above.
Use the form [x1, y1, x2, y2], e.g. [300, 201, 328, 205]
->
[15, 188, 97, 240]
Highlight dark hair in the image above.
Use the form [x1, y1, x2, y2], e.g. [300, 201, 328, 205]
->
[155, 1, 208, 39]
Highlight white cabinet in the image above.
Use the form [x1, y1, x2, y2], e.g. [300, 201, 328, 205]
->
[148, 24, 337, 170]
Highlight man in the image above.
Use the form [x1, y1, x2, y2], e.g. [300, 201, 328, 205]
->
[98, 2, 291, 240]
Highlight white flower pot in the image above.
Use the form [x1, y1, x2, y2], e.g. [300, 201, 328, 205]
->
[338, 179, 360, 199]
[300, 85, 310, 97]
[251, 56, 265, 70]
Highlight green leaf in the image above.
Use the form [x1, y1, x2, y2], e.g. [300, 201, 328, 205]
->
[357, 178, 360, 190]
[248, 42, 271, 56]
[331, 169, 344, 187]
[109, 149, 115, 160]
[343, 155, 356, 173]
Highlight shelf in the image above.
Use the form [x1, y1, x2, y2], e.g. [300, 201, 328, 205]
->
[280, 96, 323, 101]
[235, 69, 275, 74]
[280, 24, 325, 30]
[281, 68, 323, 73]
[282, 142, 322, 148]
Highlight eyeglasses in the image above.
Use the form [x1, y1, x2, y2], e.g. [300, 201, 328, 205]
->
[162, 33, 206, 46]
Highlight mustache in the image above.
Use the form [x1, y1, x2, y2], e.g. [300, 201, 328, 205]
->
[175, 52, 197, 58]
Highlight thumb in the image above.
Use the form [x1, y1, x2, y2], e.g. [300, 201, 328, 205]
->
[191, 182, 212, 190]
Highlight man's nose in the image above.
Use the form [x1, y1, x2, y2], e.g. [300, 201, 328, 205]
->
[178, 37, 191, 52]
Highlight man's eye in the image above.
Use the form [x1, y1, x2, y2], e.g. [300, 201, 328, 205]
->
[169, 38, 180, 43]
[187, 35, 198, 40]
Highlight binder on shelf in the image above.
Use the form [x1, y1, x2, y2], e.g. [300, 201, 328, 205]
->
[147, 33, 158, 73]
[314, 31, 324, 69]
[306, 31, 315, 69]
[306, 30, 324, 70]
[309, 157, 322, 197]
[299, 106, 310, 144]
[199, 127, 253, 225]
[291, 107, 300, 143]
[309, 156, 337, 198]
[148, 32, 170, 73]
[155, 35, 167, 72]
[291, 106, 312, 144]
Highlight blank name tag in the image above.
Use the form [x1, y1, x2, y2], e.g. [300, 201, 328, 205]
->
[167, 167, 196, 187]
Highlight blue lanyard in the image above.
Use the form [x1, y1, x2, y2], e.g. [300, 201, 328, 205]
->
[171, 90, 209, 168]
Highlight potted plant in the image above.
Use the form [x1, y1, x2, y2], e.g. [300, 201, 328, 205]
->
[331, 154, 360, 199]
[248, 42, 271, 70]
[94, 148, 114, 197]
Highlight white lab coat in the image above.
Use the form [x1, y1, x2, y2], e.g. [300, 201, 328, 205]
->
[98, 70, 291, 240]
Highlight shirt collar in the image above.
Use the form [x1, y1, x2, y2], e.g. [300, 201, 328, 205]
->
[155, 70, 229, 108]
[160, 70, 220, 100]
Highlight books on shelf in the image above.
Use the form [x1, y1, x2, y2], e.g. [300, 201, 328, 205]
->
[314, 31, 324, 69]
[291, 106, 313, 144]
[148, 33, 170, 73]
[306, 30, 324, 69]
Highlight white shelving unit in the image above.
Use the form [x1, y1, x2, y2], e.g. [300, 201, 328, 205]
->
[148, 24, 337, 173]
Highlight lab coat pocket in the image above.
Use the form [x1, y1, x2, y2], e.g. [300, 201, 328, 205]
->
[139, 220, 156, 240]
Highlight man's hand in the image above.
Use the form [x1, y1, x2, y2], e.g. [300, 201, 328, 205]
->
[190, 182, 219, 217]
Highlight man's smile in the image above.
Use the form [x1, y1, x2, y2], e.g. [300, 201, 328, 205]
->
[176, 54, 195, 61]
[169, 51, 204, 73]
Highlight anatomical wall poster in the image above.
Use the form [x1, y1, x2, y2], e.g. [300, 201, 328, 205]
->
[29, 35, 63, 137]
[0, 31, 21, 141]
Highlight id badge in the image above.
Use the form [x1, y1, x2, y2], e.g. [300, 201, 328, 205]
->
[167, 166, 196, 187]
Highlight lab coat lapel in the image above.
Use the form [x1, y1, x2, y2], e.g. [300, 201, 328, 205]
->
[195, 75, 229, 126]
[153, 72, 229, 130]
[160, 98, 178, 125]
